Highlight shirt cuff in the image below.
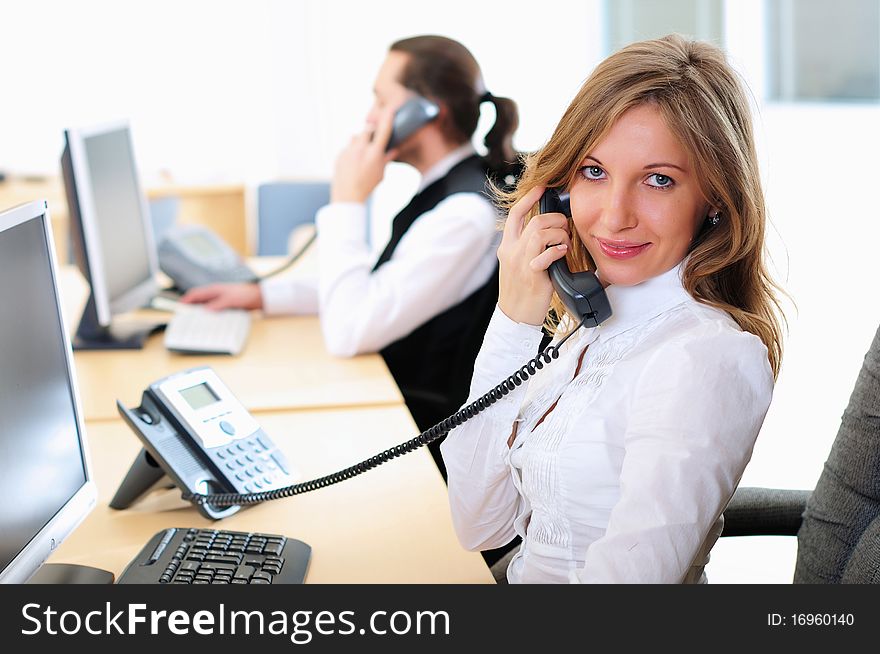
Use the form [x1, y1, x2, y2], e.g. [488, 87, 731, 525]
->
[315, 202, 368, 244]
[259, 274, 319, 316]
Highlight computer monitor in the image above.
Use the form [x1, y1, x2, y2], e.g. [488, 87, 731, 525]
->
[0, 200, 101, 583]
[61, 121, 163, 349]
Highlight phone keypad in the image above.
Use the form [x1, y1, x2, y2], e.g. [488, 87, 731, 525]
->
[208, 433, 292, 493]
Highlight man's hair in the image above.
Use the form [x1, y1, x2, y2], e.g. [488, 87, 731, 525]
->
[390, 35, 519, 178]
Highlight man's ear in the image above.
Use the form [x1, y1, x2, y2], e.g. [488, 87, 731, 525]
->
[431, 101, 450, 131]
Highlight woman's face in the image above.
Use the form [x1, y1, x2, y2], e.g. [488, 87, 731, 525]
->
[569, 103, 712, 287]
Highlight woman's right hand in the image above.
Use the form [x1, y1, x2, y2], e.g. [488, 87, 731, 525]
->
[497, 185, 572, 326]
[179, 282, 263, 311]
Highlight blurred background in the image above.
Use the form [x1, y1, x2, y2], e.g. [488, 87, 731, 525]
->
[2, 0, 879, 582]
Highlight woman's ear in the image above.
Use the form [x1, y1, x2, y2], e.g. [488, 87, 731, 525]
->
[705, 201, 724, 227]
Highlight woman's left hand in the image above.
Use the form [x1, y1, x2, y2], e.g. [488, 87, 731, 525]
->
[497, 185, 572, 325]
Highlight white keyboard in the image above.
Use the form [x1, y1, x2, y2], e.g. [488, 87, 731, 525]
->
[164, 305, 252, 355]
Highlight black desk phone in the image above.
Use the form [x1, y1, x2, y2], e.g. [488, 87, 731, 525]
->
[112, 367, 296, 519]
[113, 190, 611, 516]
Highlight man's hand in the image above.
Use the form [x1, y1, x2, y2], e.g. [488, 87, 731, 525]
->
[330, 107, 400, 204]
[179, 283, 263, 311]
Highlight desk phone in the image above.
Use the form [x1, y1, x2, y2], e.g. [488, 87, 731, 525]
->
[158, 224, 257, 292]
[112, 367, 296, 519]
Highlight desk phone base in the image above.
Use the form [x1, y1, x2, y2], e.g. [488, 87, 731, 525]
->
[116, 527, 311, 584]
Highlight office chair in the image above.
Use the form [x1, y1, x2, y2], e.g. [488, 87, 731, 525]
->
[720, 322, 880, 583]
[256, 181, 330, 255]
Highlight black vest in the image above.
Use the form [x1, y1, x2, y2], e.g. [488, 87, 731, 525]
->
[372, 154, 499, 431]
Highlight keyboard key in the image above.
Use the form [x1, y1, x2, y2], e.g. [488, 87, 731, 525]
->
[234, 565, 257, 581]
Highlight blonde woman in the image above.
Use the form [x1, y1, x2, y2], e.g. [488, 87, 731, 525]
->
[440, 35, 785, 583]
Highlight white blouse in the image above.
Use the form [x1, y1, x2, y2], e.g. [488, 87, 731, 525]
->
[258, 144, 499, 356]
[440, 263, 774, 583]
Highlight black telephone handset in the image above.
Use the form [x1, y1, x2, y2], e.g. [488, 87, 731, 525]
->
[539, 188, 612, 328]
[114, 194, 610, 515]
[385, 95, 440, 151]
[111, 367, 296, 520]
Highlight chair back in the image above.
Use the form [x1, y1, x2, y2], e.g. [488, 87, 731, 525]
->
[257, 181, 329, 255]
[795, 324, 880, 583]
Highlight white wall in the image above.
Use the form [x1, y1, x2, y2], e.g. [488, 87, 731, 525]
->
[3, 0, 879, 583]
[2, 0, 280, 185]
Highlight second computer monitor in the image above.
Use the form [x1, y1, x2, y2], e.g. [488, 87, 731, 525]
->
[61, 121, 162, 349]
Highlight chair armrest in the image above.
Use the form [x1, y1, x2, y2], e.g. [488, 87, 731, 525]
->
[721, 487, 812, 537]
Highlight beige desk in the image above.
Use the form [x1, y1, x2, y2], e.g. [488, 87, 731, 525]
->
[57, 266, 403, 421]
[49, 405, 493, 583]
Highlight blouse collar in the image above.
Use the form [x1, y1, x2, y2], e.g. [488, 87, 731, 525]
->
[588, 261, 693, 341]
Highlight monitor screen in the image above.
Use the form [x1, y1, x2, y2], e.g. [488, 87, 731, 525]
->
[80, 127, 154, 304]
[62, 122, 158, 330]
[0, 202, 95, 583]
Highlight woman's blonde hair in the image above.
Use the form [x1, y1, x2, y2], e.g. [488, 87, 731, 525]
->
[503, 34, 785, 378]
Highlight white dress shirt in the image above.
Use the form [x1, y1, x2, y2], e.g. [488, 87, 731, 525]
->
[259, 144, 499, 356]
[440, 263, 774, 583]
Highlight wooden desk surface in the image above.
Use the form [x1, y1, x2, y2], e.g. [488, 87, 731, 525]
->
[58, 266, 404, 421]
[49, 405, 493, 583]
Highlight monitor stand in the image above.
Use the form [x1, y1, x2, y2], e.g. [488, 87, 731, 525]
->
[73, 292, 166, 350]
[27, 563, 114, 584]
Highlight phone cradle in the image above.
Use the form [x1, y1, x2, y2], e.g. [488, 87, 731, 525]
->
[112, 392, 241, 520]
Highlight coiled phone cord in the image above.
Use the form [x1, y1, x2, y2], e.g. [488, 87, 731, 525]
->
[184, 316, 588, 508]
[256, 230, 317, 281]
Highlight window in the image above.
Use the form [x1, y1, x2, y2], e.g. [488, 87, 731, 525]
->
[766, 0, 880, 102]
[605, 0, 724, 54]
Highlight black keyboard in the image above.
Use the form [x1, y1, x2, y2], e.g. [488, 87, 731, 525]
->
[116, 527, 311, 584]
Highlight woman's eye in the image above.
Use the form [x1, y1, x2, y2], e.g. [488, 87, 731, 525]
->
[581, 165, 605, 180]
[647, 173, 673, 188]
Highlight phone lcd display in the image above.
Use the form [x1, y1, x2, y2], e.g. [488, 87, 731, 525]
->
[179, 233, 220, 259]
[179, 382, 220, 410]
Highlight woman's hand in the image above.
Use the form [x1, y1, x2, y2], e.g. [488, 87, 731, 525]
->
[330, 107, 400, 204]
[179, 283, 263, 311]
[497, 185, 572, 326]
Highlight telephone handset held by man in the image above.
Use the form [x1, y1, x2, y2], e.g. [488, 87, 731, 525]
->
[539, 188, 612, 328]
[113, 192, 612, 516]
[385, 95, 440, 151]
